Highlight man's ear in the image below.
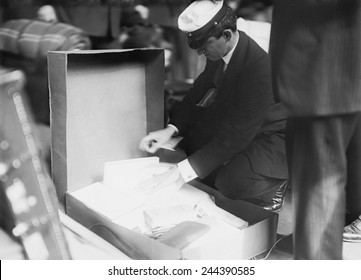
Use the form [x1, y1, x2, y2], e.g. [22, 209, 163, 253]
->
[223, 30, 232, 41]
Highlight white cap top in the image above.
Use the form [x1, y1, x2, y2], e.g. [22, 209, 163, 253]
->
[178, 0, 224, 33]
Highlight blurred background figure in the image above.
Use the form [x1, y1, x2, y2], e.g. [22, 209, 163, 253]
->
[54, 0, 124, 49]
[271, 0, 361, 259]
[0, 0, 52, 22]
[229, 0, 273, 22]
[119, 4, 173, 69]
[36, 4, 58, 23]
[116, 2, 174, 123]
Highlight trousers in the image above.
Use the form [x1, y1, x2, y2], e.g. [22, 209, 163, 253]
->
[192, 135, 287, 203]
[286, 113, 361, 259]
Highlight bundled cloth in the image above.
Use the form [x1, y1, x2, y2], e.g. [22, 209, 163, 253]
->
[0, 19, 91, 59]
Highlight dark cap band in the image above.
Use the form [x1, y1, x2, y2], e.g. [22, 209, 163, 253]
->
[186, 4, 228, 49]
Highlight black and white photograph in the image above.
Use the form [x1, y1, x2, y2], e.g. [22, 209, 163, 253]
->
[0, 1, 360, 278]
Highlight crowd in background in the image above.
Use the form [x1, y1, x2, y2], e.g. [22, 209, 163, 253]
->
[0, 0, 273, 72]
[0, 0, 272, 126]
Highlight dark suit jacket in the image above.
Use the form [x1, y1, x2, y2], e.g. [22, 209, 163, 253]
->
[169, 31, 287, 179]
[270, 0, 361, 117]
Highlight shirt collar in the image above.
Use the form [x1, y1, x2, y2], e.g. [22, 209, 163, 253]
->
[222, 32, 239, 65]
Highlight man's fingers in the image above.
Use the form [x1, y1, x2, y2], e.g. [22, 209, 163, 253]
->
[146, 142, 160, 153]
[139, 137, 157, 153]
[139, 133, 163, 153]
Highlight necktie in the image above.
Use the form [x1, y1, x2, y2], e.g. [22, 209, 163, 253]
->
[214, 59, 225, 88]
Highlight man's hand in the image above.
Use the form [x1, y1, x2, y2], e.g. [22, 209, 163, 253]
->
[139, 126, 176, 153]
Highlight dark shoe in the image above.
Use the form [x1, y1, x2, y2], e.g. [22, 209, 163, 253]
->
[259, 180, 289, 212]
[343, 216, 361, 243]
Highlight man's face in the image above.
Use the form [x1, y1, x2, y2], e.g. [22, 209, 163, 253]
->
[196, 34, 227, 61]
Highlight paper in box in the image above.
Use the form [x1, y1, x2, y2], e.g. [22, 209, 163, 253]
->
[49, 49, 278, 260]
[65, 180, 278, 259]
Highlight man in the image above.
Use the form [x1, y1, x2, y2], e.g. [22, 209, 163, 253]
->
[271, 0, 361, 259]
[139, 0, 288, 211]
